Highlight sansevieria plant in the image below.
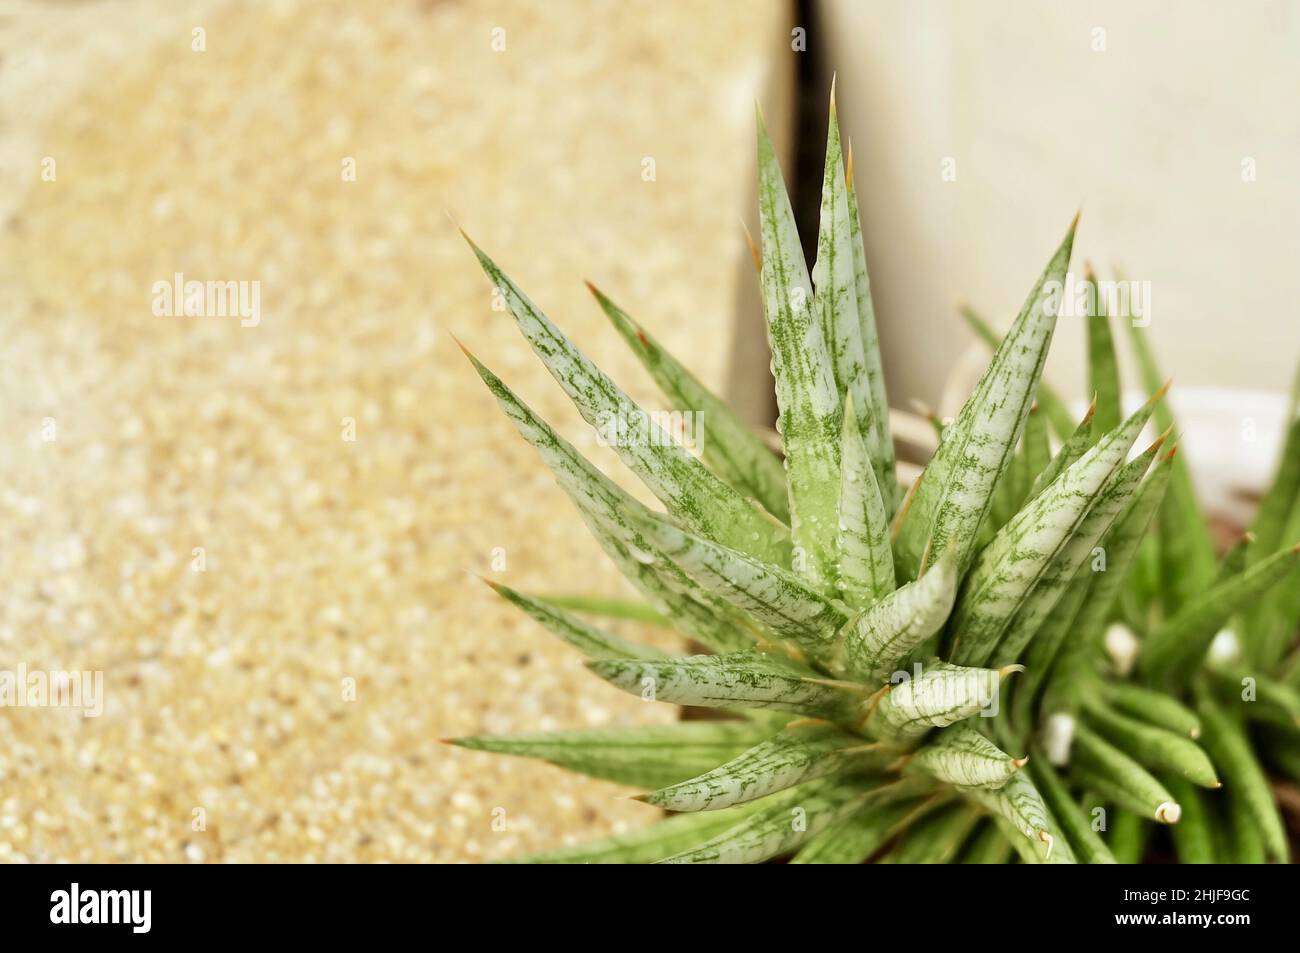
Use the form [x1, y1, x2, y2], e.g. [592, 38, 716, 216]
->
[962, 279, 1300, 864]
[450, 90, 1232, 863]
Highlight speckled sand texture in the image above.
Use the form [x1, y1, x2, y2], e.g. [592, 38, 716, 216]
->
[0, 0, 788, 860]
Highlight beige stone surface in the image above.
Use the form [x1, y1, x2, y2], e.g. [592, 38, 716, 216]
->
[0, 0, 789, 861]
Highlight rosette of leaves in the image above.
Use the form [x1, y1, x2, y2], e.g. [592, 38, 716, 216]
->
[450, 91, 1185, 864]
[964, 272, 1300, 864]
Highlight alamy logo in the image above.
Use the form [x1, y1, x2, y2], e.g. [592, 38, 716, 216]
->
[50, 883, 151, 933]
[152, 272, 261, 327]
[0, 664, 103, 717]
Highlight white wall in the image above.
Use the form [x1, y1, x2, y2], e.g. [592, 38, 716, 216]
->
[821, 0, 1300, 410]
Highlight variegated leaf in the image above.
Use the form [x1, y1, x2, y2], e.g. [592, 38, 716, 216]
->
[504, 800, 770, 864]
[657, 775, 911, 865]
[463, 347, 758, 653]
[587, 652, 862, 721]
[639, 721, 885, 812]
[991, 436, 1161, 667]
[865, 661, 1019, 744]
[833, 547, 958, 683]
[628, 509, 850, 659]
[845, 144, 898, 511]
[789, 798, 919, 864]
[757, 114, 842, 587]
[450, 722, 774, 790]
[909, 723, 1025, 789]
[486, 580, 668, 661]
[897, 219, 1078, 579]
[465, 235, 790, 565]
[835, 396, 894, 609]
[1026, 400, 1095, 501]
[590, 284, 790, 523]
[1085, 267, 1123, 437]
[961, 304, 1075, 442]
[947, 391, 1160, 668]
[961, 770, 1071, 863]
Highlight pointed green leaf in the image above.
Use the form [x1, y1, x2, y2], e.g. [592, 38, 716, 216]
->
[898, 221, 1077, 579]
[1125, 318, 1216, 612]
[991, 437, 1160, 667]
[503, 799, 769, 864]
[658, 775, 910, 864]
[845, 148, 899, 512]
[1026, 401, 1095, 501]
[833, 548, 958, 683]
[463, 349, 759, 654]
[835, 396, 895, 609]
[1025, 756, 1116, 864]
[948, 393, 1158, 667]
[450, 721, 774, 790]
[1212, 532, 1254, 586]
[1081, 696, 1218, 787]
[487, 581, 668, 661]
[535, 593, 670, 626]
[590, 285, 790, 523]
[1070, 723, 1180, 824]
[587, 652, 862, 721]
[883, 802, 981, 863]
[790, 798, 919, 864]
[1164, 776, 1215, 864]
[909, 723, 1025, 789]
[1139, 543, 1300, 687]
[629, 510, 850, 659]
[1102, 681, 1202, 739]
[959, 303, 1075, 442]
[961, 770, 1071, 863]
[1085, 269, 1122, 437]
[865, 661, 1017, 744]
[639, 722, 884, 811]
[1195, 685, 1289, 862]
[757, 115, 842, 587]
[465, 237, 789, 565]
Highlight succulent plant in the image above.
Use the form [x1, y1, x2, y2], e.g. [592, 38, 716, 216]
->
[964, 274, 1300, 864]
[450, 90, 1246, 863]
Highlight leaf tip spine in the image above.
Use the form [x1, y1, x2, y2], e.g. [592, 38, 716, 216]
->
[1155, 801, 1181, 825]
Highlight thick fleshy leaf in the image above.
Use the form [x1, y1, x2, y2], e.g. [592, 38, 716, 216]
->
[1039, 449, 1175, 715]
[638, 721, 884, 811]
[1165, 776, 1215, 864]
[959, 304, 1075, 443]
[1069, 723, 1180, 824]
[908, 723, 1025, 789]
[504, 800, 769, 864]
[629, 510, 850, 659]
[1085, 268, 1122, 437]
[990, 437, 1161, 667]
[1080, 696, 1219, 787]
[1027, 401, 1095, 501]
[865, 661, 1018, 744]
[535, 593, 669, 626]
[789, 798, 919, 864]
[832, 548, 958, 683]
[449, 722, 773, 790]
[961, 770, 1071, 863]
[897, 220, 1077, 579]
[1026, 756, 1116, 864]
[1196, 686, 1289, 863]
[835, 397, 895, 609]
[845, 145, 898, 512]
[657, 775, 911, 864]
[1138, 543, 1300, 688]
[948, 393, 1160, 667]
[1125, 318, 1216, 612]
[757, 114, 842, 587]
[463, 349, 758, 654]
[1012, 570, 1091, 730]
[1212, 532, 1254, 585]
[882, 802, 981, 863]
[1102, 681, 1202, 739]
[465, 235, 789, 565]
[486, 581, 667, 661]
[590, 284, 790, 523]
[814, 93, 893, 518]
[587, 652, 862, 721]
